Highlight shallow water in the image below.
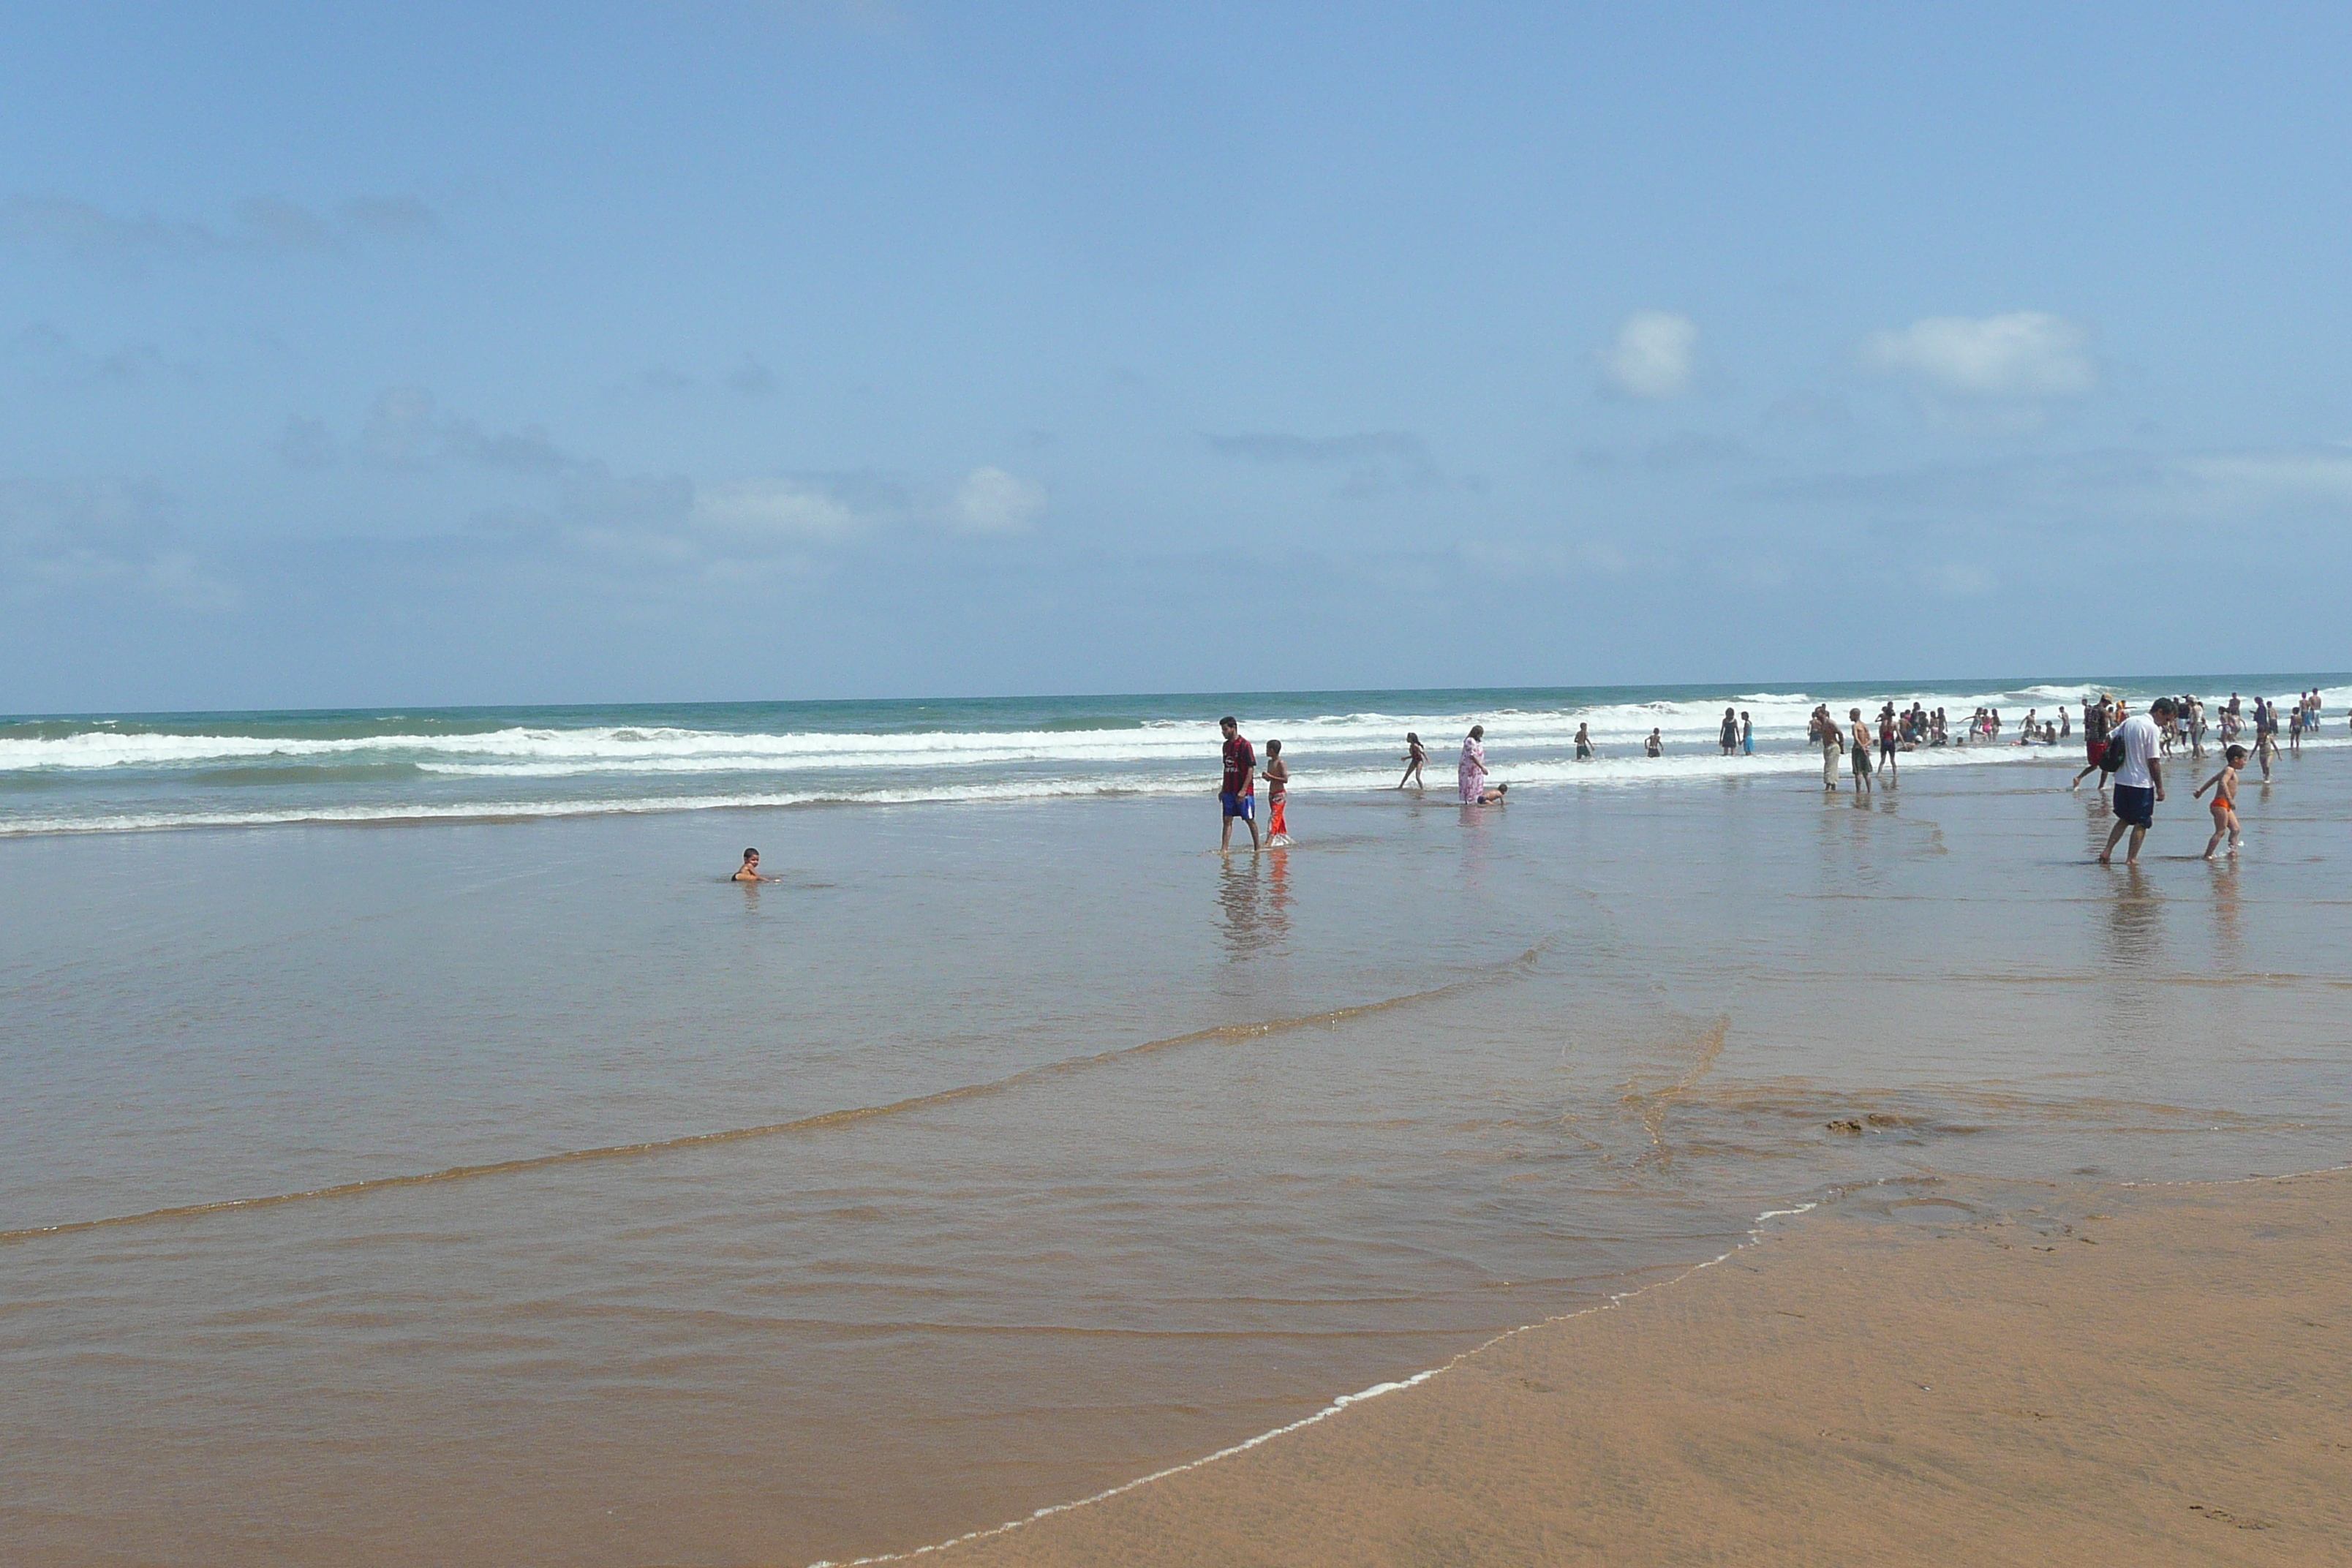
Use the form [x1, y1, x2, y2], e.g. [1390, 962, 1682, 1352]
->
[2, 728, 2347, 1566]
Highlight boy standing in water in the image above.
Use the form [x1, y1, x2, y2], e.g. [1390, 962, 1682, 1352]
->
[1848, 708, 1874, 792]
[1262, 739, 1290, 845]
[1217, 717, 1260, 853]
[2195, 745, 2247, 859]
[1740, 711, 1753, 753]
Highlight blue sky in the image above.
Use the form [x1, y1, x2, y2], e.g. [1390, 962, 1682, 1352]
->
[4, 2, 2348, 712]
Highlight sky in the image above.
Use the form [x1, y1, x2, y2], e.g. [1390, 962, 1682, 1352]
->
[4, 1, 2349, 713]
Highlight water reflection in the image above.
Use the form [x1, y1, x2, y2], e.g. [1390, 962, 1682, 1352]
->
[1264, 848, 1293, 950]
[1214, 853, 1265, 958]
[2209, 858, 2244, 972]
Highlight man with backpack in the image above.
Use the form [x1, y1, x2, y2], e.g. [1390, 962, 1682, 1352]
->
[2097, 696, 2176, 866]
[2069, 694, 2112, 794]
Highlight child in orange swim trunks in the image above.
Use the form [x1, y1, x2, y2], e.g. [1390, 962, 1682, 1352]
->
[1262, 739, 1290, 845]
[2194, 744, 2247, 860]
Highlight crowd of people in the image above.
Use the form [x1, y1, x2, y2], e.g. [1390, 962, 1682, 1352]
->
[1194, 690, 2332, 857]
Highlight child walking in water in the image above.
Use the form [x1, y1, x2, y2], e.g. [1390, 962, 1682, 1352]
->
[1397, 732, 1427, 789]
[1262, 739, 1290, 845]
[2195, 745, 2247, 859]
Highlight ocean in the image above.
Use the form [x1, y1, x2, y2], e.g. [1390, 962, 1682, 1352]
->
[2, 675, 2347, 1566]
[4, 676, 2344, 836]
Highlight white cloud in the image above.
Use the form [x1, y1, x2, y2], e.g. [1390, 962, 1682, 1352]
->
[1862, 312, 2097, 399]
[693, 478, 867, 540]
[1601, 312, 1700, 399]
[949, 467, 1047, 535]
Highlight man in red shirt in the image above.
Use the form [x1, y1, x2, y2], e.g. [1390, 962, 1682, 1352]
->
[1218, 715, 1260, 853]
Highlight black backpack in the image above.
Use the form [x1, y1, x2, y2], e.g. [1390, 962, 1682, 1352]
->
[2099, 736, 2127, 772]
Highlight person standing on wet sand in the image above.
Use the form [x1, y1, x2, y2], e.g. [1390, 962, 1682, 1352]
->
[2070, 695, 2112, 793]
[1262, 739, 1290, 846]
[2195, 744, 2247, 859]
[2099, 696, 2174, 865]
[1458, 725, 1490, 803]
[1217, 716, 1260, 854]
[1817, 706, 1844, 791]
[1396, 732, 1428, 790]
[1848, 708, 1874, 792]
[1877, 704, 1899, 782]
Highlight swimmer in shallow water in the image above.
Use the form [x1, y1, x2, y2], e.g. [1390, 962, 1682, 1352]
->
[732, 848, 774, 883]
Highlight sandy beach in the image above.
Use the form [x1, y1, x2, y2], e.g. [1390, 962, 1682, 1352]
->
[930, 1168, 2351, 1567]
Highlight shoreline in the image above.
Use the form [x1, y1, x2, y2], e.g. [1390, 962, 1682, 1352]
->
[881, 1167, 2351, 1567]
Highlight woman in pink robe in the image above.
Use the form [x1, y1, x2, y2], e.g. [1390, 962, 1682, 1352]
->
[1458, 725, 1488, 803]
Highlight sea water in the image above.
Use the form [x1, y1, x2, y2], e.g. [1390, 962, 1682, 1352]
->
[2, 677, 2347, 1566]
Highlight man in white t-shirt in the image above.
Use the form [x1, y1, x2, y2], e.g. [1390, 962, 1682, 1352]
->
[2098, 696, 2176, 865]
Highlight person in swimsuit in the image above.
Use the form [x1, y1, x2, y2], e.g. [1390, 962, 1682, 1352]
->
[1262, 739, 1290, 845]
[1398, 732, 1427, 789]
[732, 848, 773, 883]
[1847, 708, 1873, 791]
[1575, 723, 1594, 761]
[1218, 716, 1260, 853]
[1646, 728, 1663, 758]
[2195, 745, 2247, 859]
[1878, 706, 1899, 780]
[1740, 711, 1753, 754]
[1719, 707, 1739, 755]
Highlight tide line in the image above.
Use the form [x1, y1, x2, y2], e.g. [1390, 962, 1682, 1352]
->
[0, 941, 1549, 1247]
[805, 1194, 1825, 1568]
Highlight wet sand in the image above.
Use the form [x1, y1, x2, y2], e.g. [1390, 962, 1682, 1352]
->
[933, 1168, 2351, 1567]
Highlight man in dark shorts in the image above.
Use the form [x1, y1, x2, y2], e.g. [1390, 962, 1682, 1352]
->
[1217, 716, 1260, 853]
[2098, 697, 2174, 865]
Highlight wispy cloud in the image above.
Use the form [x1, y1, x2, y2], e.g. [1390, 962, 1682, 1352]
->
[1600, 311, 1699, 399]
[693, 477, 873, 541]
[1206, 429, 1451, 499]
[0, 478, 240, 611]
[357, 388, 583, 475]
[4, 323, 197, 388]
[1, 193, 439, 268]
[1750, 443, 2352, 530]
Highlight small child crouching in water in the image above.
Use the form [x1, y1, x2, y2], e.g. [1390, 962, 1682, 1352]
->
[2194, 745, 2247, 860]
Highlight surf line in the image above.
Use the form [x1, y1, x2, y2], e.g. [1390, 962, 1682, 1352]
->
[806, 1193, 1822, 1568]
[0, 941, 1550, 1247]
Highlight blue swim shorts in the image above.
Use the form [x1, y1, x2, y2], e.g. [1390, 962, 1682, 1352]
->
[2113, 783, 2155, 829]
[1220, 791, 1254, 819]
